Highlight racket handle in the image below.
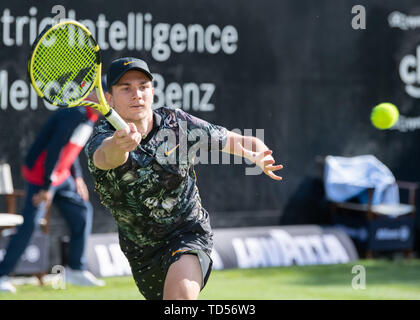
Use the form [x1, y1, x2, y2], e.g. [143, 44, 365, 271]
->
[105, 109, 130, 131]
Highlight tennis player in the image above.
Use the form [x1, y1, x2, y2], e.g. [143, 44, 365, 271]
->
[85, 57, 283, 300]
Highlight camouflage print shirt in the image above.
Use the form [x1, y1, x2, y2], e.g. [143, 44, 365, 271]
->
[85, 106, 228, 247]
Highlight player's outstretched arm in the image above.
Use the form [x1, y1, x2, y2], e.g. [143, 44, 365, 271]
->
[93, 123, 142, 170]
[221, 131, 283, 181]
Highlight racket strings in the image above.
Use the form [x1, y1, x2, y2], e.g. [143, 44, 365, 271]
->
[53, 28, 96, 100]
[32, 24, 97, 106]
[49, 27, 96, 101]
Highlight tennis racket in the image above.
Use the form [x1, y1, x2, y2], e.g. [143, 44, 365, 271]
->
[28, 19, 129, 131]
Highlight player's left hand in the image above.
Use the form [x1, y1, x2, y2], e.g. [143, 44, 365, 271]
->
[240, 146, 283, 181]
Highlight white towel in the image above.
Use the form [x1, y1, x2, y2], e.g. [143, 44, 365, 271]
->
[324, 155, 399, 204]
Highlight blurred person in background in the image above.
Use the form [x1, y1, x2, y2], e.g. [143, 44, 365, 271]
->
[0, 88, 106, 293]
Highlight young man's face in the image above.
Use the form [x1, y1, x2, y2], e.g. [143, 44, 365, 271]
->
[107, 70, 154, 122]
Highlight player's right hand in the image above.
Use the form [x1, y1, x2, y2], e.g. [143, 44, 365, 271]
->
[112, 122, 142, 152]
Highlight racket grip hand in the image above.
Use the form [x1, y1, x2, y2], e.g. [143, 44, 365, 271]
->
[105, 109, 130, 131]
[113, 123, 142, 153]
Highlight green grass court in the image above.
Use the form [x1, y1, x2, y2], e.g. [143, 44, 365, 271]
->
[1, 259, 420, 300]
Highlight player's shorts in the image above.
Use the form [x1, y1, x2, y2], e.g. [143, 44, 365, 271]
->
[118, 229, 213, 300]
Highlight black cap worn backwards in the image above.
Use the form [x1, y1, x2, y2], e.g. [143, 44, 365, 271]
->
[106, 57, 153, 89]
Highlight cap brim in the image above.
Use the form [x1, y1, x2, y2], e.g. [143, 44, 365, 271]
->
[110, 67, 153, 86]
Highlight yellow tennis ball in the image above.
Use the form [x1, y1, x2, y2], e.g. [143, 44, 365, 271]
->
[370, 103, 399, 129]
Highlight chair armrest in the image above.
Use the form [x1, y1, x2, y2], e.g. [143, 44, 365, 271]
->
[3, 189, 25, 214]
[3, 189, 25, 198]
[396, 181, 419, 190]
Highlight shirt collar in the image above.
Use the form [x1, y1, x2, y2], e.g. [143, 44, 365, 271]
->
[152, 109, 162, 128]
[140, 110, 162, 145]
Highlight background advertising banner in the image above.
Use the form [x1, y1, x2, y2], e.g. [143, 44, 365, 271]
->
[84, 226, 358, 277]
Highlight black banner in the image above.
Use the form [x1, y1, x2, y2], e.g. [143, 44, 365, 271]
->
[0, 230, 49, 275]
[333, 214, 415, 254]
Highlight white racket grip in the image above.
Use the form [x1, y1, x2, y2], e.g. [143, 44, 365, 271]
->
[105, 109, 130, 131]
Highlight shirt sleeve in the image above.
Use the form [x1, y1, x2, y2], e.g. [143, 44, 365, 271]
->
[70, 157, 83, 179]
[174, 108, 228, 151]
[42, 113, 80, 190]
[84, 125, 114, 163]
